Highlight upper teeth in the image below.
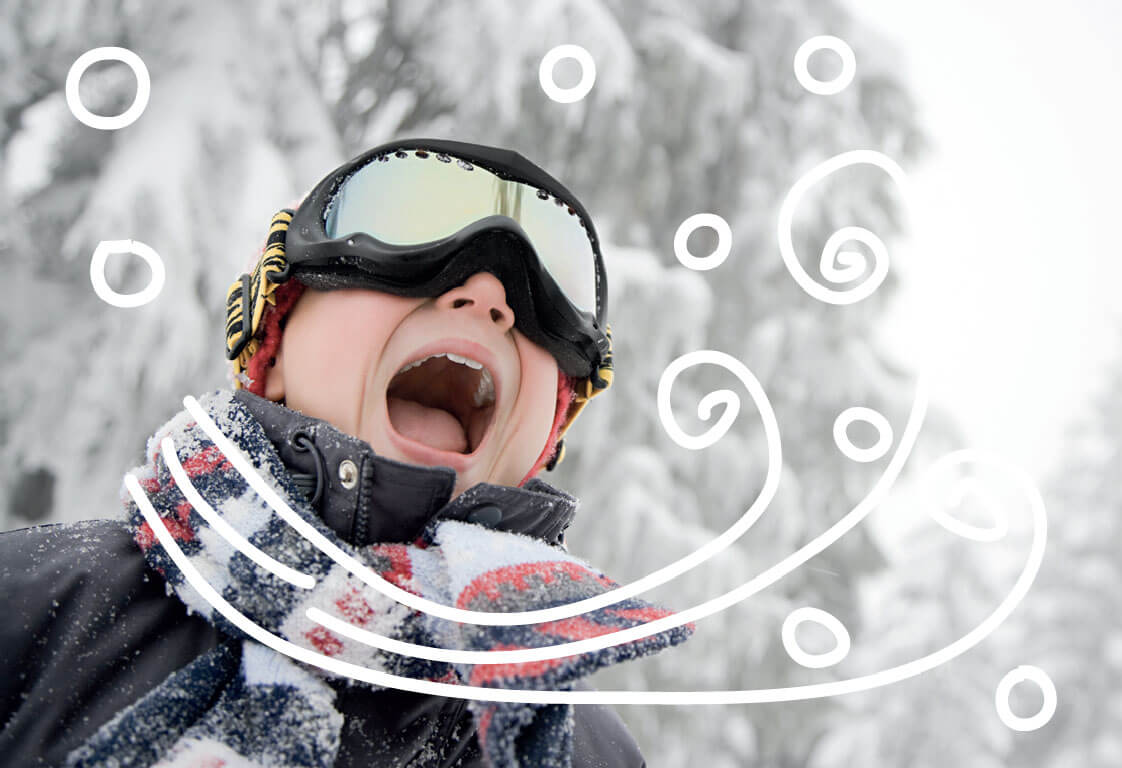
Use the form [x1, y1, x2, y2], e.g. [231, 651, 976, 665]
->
[395, 352, 495, 407]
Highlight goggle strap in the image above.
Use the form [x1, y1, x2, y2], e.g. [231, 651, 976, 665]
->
[552, 324, 614, 463]
[226, 209, 295, 386]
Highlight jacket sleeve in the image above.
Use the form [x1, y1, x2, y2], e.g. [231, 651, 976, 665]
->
[0, 518, 220, 767]
[570, 678, 647, 768]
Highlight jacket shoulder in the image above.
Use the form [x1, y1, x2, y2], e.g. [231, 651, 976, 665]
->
[0, 518, 221, 766]
[570, 679, 646, 768]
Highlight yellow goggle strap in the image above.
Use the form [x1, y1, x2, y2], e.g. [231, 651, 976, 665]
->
[547, 323, 613, 469]
[225, 209, 294, 387]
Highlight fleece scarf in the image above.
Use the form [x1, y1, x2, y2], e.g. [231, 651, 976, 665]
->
[65, 391, 693, 768]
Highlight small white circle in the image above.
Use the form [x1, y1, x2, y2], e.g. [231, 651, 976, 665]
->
[793, 36, 856, 96]
[66, 46, 151, 130]
[339, 459, 358, 489]
[834, 407, 893, 463]
[674, 213, 732, 271]
[781, 607, 851, 669]
[539, 44, 597, 104]
[89, 240, 165, 308]
[994, 665, 1057, 732]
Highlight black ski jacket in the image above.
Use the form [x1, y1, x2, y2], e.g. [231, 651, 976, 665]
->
[0, 391, 644, 767]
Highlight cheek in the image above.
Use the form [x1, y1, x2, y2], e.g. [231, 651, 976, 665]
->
[281, 291, 412, 431]
[499, 338, 559, 478]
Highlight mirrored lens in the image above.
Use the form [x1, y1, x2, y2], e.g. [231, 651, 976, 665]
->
[325, 151, 598, 312]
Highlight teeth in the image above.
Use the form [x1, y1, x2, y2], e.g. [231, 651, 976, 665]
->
[445, 352, 483, 369]
[396, 351, 485, 375]
[393, 352, 496, 408]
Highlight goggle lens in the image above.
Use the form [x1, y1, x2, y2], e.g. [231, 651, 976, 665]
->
[324, 150, 598, 313]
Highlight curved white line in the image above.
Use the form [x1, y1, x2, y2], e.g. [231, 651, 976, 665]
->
[126, 447, 1046, 703]
[161, 436, 316, 589]
[181, 372, 925, 656]
[184, 392, 780, 626]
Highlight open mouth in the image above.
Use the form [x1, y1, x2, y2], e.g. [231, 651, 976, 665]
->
[385, 352, 497, 455]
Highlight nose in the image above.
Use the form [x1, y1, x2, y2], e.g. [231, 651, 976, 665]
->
[435, 272, 515, 333]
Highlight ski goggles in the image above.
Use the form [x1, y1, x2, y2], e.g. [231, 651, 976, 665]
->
[274, 138, 612, 386]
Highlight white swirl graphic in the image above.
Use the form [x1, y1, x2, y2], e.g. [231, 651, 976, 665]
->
[925, 475, 1009, 543]
[656, 350, 772, 451]
[778, 150, 907, 305]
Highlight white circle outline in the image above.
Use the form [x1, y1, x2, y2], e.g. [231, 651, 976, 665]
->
[65, 46, 151, 130]
[994, 665, 1057, 732]
[782, 607, 851, 669]
[674, 213, 732, 271]
[90, 239, 165, 308]
[834, 406, 894, 463]
[793, 35, 856, 96]
[539, 44, 597, 104]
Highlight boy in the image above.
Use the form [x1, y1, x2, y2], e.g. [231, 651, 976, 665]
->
[0, 139, 691, 767]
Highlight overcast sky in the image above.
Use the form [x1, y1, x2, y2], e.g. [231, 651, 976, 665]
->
[841, 0, 1122, 482]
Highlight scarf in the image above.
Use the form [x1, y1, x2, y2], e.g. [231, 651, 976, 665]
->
[65, 390, 693, 768]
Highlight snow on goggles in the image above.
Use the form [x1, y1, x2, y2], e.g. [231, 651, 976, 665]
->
[278, 138, 612, 385]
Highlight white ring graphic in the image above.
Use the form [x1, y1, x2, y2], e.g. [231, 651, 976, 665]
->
[65, 47, 150, 130]
[539, 44, 596, 103]
[674, 213, 732, 271]
[778, 150, 906, 305]
[89, 239, 165, 308]
[994, 665, 1057, 732]
[782, 607, 851, 669]
[834, 406, 893, 463]
[794, 36, 856, 96]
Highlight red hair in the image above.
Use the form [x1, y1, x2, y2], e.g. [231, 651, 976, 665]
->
[243, 284, 575, 486]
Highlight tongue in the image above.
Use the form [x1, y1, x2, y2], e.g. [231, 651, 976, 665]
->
[387, 396, 468, 453]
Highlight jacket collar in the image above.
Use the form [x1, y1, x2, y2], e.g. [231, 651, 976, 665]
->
[233, 390, 576, 548]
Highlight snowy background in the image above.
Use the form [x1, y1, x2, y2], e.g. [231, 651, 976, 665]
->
[1, 1, 1118, 766]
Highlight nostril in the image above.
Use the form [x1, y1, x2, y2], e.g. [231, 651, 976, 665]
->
[490, 308, 504, 322]
[452, 298, 472, 309]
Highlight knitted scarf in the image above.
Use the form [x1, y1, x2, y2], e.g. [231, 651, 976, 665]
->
[65, 391, 693, 768]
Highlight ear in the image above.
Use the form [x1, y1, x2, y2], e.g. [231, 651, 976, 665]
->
[263, 339, 286, 402]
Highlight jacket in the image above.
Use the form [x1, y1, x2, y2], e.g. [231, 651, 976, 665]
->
[0, 390, 645, 767]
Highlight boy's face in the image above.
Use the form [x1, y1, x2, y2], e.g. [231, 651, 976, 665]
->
[263, 271, 559, 499]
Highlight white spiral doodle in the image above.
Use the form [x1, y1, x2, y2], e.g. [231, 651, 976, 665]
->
[778, 150, 908, 305]
[926, 476, 1009, 543]
[782, 607, 852, 669]
[657, 350, 774, 451]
